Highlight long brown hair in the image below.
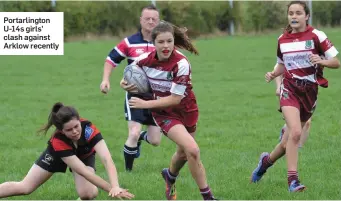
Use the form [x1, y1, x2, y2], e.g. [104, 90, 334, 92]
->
[38, 102, 80, 135]
[152, 20, 199, 55]
[284, 1, 310, 33]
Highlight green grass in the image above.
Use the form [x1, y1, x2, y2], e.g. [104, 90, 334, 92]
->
[1, 28, 341, 200]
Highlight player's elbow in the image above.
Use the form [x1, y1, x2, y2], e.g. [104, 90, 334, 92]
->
[329, 57, 340, 69]
[335, 59, 340, 68]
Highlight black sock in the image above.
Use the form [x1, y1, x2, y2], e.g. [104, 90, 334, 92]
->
[123, 145, 138, 171]
[138, 131, 150, 144]
[166, 168, 178, 184]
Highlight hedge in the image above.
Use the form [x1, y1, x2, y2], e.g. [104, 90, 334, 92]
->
[0, 1, 340, 38]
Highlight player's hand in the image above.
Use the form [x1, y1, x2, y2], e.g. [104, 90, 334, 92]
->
[128, 97, 149, 109]
[100, 80, 110, 94]
[120, 78, 138, 93]
[309, 54, 323, 66]
[275, 87, 281, 96]
[265, 72, 276, 83]
[108, 186, 134, 200]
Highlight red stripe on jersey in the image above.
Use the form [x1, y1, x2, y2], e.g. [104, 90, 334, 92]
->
[288, 67, 316, 77]
[320, 38, 333, 54]
[51, 138, 72, 151]
[116, 40, 128, 57]
[80, 118, 88, 122]
[105, 58, 116, 68]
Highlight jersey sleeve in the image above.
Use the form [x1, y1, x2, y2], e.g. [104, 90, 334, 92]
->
[105, 38, 129, 68]
[277, 41, 284, 64]
[313, 30, 339, 59]
[50, 137, 75, 158]
[84, 123, 103, 148]
[171, 58, 191, 96]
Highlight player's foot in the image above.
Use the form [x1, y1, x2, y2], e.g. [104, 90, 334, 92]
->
[161, 168, 177, 200]
[204, 196, 218, 200]
[135, 140, 142, 158]
[250, 152, 272, 183]
[289, 180, 306, 192]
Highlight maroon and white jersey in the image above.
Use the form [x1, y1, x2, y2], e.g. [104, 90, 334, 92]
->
[134, 49, 198, 113]
[277, 25, 339, 87]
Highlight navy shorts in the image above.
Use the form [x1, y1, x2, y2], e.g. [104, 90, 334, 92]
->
[35, 149, 96, 173]
[124, 92, 156, 126]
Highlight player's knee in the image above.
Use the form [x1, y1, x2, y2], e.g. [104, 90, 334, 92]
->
[148, 135, 161, 146]
[17, 182, 35, 195]
[78, 186, 98, 200]
[128, 128, 141, 141]
[289, 128, 302, 143]
[185, 144, 200, 161]
[150, 140, 160, 146]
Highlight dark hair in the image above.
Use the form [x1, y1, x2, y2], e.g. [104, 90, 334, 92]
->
[152, 21, 199, 55]
[38, 102, 80, 135]
[141, 4, 159, 13]
[285, 1, 310, 33]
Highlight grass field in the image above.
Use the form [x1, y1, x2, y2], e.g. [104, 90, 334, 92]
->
[1, 28, 341, 200]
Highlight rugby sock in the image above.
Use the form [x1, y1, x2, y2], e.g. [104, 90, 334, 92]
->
[138, 131, 150, 144]
[200, 186, 214, 200]
[123, 145, 138, 171]
[288, 170, 298, 186]
[261, 155, 273, 169]
[167, 168, 178, 184]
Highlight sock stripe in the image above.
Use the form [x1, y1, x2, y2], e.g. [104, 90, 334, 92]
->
[123, 148, 137, 155]
[266, 156, 273, 164]
[200, 189, 210, 194]
[123, 145, 138, 155]
[167, 169, 177, 180]
[200, 186, 213, 200]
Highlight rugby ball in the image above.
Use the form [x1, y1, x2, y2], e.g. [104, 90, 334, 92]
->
[123, 64, 151, 94]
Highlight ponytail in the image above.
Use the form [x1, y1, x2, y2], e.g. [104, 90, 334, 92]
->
[171, 23, 199, 55]
[284, 24, 293, 33]
[152, 21, 199, 55]
[38, 102, 64, 135]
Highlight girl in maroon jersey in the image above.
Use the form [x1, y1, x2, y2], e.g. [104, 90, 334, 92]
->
[250, 0, 340, 192]
[0, 102, 134, 200]
[120, 21, 216, 200]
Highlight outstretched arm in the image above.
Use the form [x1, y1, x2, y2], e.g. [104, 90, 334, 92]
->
[62, 156, 111, 192]
[94, 140, 135, 199]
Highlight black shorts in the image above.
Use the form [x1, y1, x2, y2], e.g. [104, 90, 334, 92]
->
[35, 149, 96, 173]
[124, 92, 156, 126]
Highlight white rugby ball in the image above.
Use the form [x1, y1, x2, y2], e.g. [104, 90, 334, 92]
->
[123, 64, 151, 94]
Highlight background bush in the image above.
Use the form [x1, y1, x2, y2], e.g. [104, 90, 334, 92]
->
[0, 1, 340, 39]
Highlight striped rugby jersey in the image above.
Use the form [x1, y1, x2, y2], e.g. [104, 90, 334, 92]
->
[106, 31, 155, 67]
[277, 25, 339, 87]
